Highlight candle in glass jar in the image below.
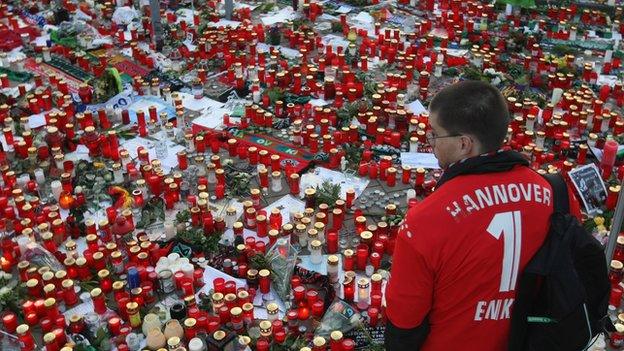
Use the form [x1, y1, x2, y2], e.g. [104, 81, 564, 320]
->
[356, 246, 368, 271]
[258, 269, 271, 294]
[342, 282, 354, 302]
[608, 186, 621, 210]
[2, 312, 17, 333]
[601, 139, 619, 179]
[90, 288, 107, 314]
[343, 249, 354, 271]
[310, 240, 323, 264]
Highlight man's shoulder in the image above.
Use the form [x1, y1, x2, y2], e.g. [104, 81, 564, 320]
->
[405, 166, 549, 221]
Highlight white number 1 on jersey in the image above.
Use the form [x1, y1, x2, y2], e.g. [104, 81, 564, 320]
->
[487, 211, 522, 293]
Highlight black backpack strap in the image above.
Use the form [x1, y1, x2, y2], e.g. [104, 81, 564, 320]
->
[543, 173, 570, 214]
[509, 173, 571, 351]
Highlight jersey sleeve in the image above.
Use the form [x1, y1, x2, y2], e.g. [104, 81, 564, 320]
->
[385, 215, 434, 329]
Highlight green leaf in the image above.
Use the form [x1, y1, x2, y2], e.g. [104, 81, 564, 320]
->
[315, 181, 341, 207]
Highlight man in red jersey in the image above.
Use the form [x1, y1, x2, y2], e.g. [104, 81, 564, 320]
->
[384, 81, 581, 350]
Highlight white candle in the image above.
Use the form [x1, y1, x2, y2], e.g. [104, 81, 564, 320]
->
[182, 263, 194, 278]
[406, 189, 416, 202]
[550, 88, 563, 105]
[34, 168, 45, 184]
[505, 4, 513, 16]
[51, 180, 62, 201]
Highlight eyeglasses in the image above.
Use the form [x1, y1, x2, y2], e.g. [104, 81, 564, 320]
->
[426, 131, 462, 146]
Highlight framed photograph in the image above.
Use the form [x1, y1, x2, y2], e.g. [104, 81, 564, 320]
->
[567, 164, 608, 215]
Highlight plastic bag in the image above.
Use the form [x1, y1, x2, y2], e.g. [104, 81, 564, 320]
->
[20, 241, 64, 271]
[314, 299, 363, 338]
[112, 6, 139, 26]
[0, 330, 22, 351]
[267, 237, 298, 302]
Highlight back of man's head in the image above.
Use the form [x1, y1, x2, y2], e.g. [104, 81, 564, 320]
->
[429, 80, 510, 153]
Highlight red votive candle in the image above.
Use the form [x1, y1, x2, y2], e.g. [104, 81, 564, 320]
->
[601, 140, 619, 179]
[343, 250, 354, 271]
[2, 312, 17, 333]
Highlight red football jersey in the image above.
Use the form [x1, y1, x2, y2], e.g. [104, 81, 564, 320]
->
[385, 165, 582, 350]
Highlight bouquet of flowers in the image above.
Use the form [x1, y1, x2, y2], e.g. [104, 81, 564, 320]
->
[267, 237, 299, 302]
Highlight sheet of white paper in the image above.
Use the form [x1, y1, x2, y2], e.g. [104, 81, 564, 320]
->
[400, 152, 440, 169]
[321, 34, 351, 50]
[208, 198, 244, 222]
[120, 135, 185, 173]
[406, 99, 427, 115]
[64, 145, 92, 163]
[27, 112, 48, 129]
[1, 83, 33, 99]
[298, 254, 342, 276]
[252, 289, 287, 315]
[234, 3, 259, 10]
[261, 7, 298, 26]
[63, 301, 94, 319]
[179, 92, 230, 124]
[319, 13, 339, 21]
[309, 98, 330, 106]
[175, 8, 195, 25]
[336, 5, 352, 13]
[34, 34, 51, 47]
[353, 11, 374, 24]
[263, 194, 305, 224]
[597, 75, 619, 87]
[256, 42, 300, 60]
[178, 93, 223, 113]
[300, 167, 369, 199]
[206, 19, 242, 28]
[445, 48, 468, 57]
[197, 266, 247, 297]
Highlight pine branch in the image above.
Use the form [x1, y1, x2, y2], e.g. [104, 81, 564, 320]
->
[315, 181, 341, 207]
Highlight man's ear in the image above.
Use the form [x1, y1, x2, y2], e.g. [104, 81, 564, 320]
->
[460, 135, 476, 154]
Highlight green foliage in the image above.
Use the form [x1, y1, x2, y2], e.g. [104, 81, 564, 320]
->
[315, 180, 341, 207]
[89, 68, 123, 104]
[461, 66, 488, 82]
[223, 160, 255, 198]
[336, 102, 361, 128]
[176, 209, 191, 224]
[354, 323, 385, 351]
[74, 325, 111, 351]
[176, 225, 222, 256]
[136, 197, 166, 229]
[265, 87, 286, 104]
[342, 143, 363, 171]
[331, 22, 343, 33]
[250, 252, 273, 273]
[0, 277, 25, 316]
[73, 161, 115, 211]
[257, 2, 276, 13]
[583, 211, 613, 233]
[551, 44, 577, 57]
[342, 0, 370, 7]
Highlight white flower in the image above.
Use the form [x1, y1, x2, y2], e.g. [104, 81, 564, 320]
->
[0, 287, 10, 297]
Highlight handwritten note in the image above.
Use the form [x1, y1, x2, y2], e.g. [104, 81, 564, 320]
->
[400, 152, 440, 169]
